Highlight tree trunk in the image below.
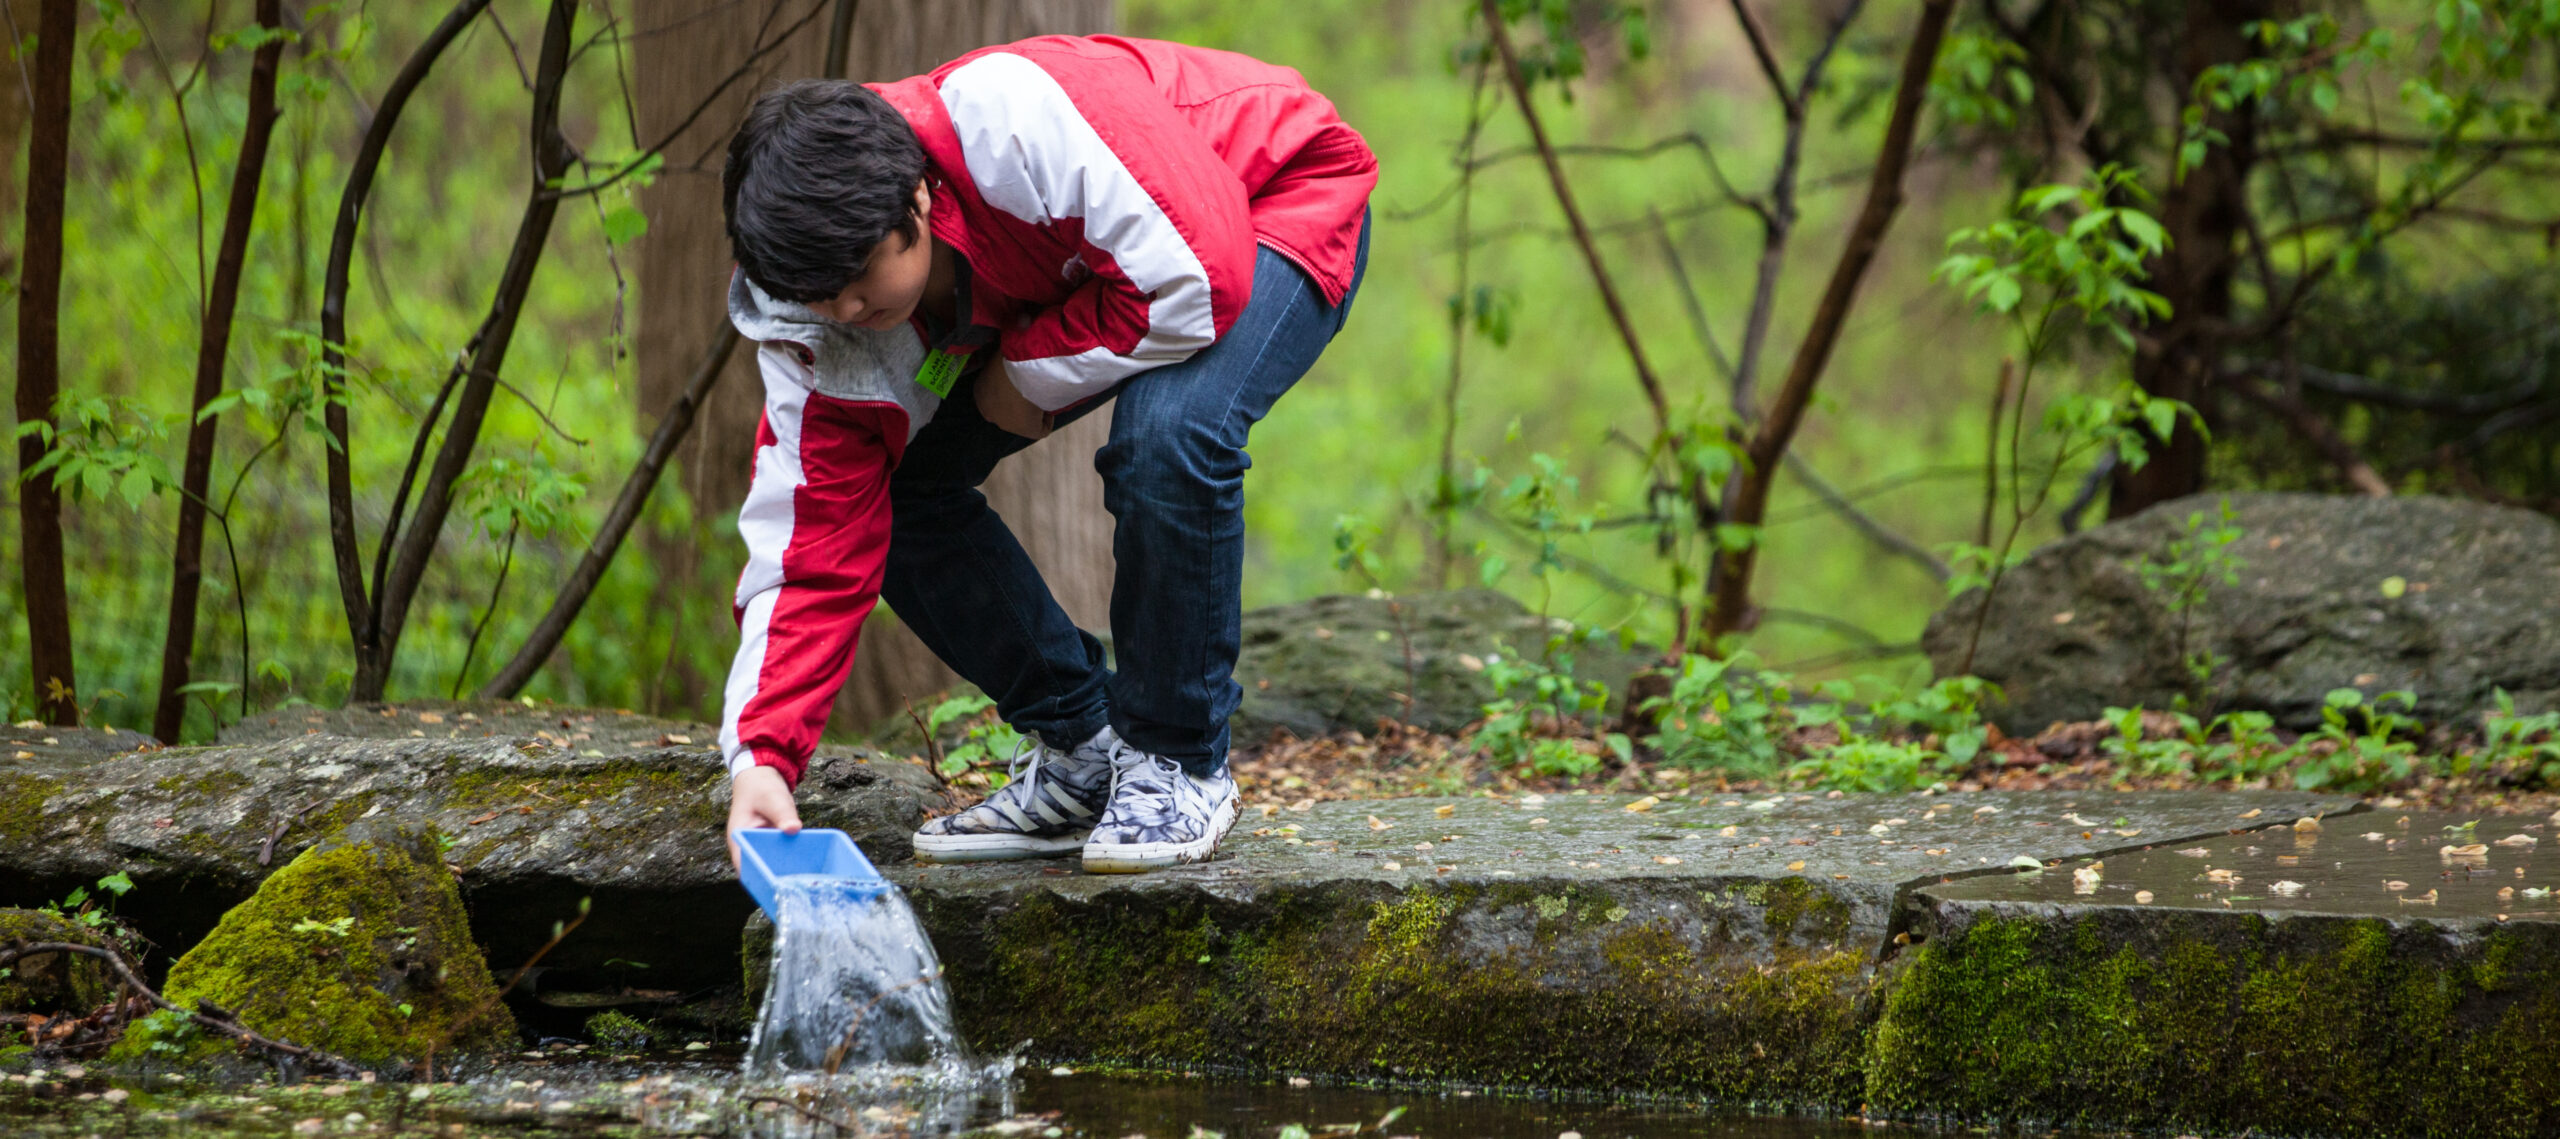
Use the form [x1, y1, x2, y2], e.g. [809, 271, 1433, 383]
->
[154, 0, 285, 744]
[2107, 0, 2266, 519]
[13, 0, 77, 725]
[632, 0, 1114, 734]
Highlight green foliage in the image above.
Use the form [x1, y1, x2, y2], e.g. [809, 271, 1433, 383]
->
[2476, 688, 2560, 785]
[1472, 637, 1622, 778]
[1929, 30, 2033, 130]
[2131, 498, 2247, 698]
[923, 693, 1028, 783]
[1936, 165, 2170, 351]
[1639, 651, 1800, 777]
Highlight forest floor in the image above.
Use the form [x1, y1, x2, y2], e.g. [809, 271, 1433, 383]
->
[1213, 718, 2560, 819]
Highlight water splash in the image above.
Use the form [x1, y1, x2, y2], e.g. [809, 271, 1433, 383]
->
[745, 876, 968, 1075]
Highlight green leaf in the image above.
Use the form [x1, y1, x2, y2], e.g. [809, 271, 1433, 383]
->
[601, 205, 649, 244]
[96, 871, 133, 897]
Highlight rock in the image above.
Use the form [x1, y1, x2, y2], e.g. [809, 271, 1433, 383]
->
[1233, 590, 1653, 741]
[126, 823, 515, 1067]
[1925, 493, 2560, 733]
[881, 788, 2350, 1103]
[0, 703, 942, 990]
[0, 908, 116, 1013]
[1874, 813, 2560, 1136]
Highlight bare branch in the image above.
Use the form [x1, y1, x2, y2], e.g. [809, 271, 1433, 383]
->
[2224, 371, 2392, 497]
[480, 328, 740, 698]
[1707, 0, 1955, 643]
[1478, 0, 1670, 430]
[1727, 0, 1794, 116]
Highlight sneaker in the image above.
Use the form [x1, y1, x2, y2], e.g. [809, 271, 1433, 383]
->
[1080, 740, 1239, 873]
[912, 727, 1115, 863]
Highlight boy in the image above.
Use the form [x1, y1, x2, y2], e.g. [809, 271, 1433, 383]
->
[714, 36, 1375, 872]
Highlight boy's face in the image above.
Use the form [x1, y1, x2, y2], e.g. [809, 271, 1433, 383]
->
[808, 180, 934, 330]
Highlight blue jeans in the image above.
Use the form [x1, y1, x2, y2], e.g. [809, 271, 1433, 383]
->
[883, 231, 1369, 776]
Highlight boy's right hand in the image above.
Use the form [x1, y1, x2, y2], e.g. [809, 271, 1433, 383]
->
[974, 360, 1055, 439]
[726, 764, 802, 872]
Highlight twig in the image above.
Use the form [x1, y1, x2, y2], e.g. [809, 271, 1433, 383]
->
[1477, 0, 1668, 429]
[480, 326, 739, 698]
[1978, 358, 2014, 548]
[1706, 0, 1955, 644]
[1780, 452, 1950, 582]
[0, 941, 367, 1077]
[419, 899, 590, 1082]
[2224, 371, 2391, 497]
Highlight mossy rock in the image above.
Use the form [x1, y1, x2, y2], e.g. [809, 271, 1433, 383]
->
[0, 908, 116, 1013]
[129, 823, 516, 1067]
[1866, 908, 2560, 1138]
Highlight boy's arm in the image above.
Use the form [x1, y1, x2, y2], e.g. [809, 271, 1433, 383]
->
[717, 343, 909, 795]
[936, 49, 1258, 410]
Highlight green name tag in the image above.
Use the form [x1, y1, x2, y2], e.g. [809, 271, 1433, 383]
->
[914, 348, 966, 398]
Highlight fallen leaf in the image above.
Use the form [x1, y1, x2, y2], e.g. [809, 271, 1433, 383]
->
[2113, 828, 2142, 837]
[1624, 796, 1659, 813]
[1289, 799, 1315, 812]
[2442, 843, 2490, 863]
[2269, 880, 2306, 896]
[2072, 866, 2103, 895]
[1528, 817, 1549, 827]
[2206, 868, 2241, 885]
[2380, 575, 2407, 599]
[2495, 834, 2537, 848]
[2499, 887, 2516, 901]
[2399, 888, 2438, 906]
[2134, 891, 2155, 904]
[10, 751, 27, 760]
[2063, 813, 2098, 826]
[417, 712, 445, 724]
[1259, 804, 1279, 818]
[465, 811, 501, 826]
[1974, 806, 2002, 815]
[2008, 855, 2044, 870]
[2238, 809, 2262, 820]
[1718, 825, 1739, 837]
[1653, 856, 1682, 866]
[1379, 860, 1401, 871]
[2384, 880, 2410, 891]
[1786, 860, 1806, 872]
[2293, 816, 2322, 833]
[1413, 842, 1433, 852]
[2362, 832, 2385, 841]
[1433, 804, 1456, 818]
[2176, 848, 2211, 858]
[1367, 815, 1393, 831]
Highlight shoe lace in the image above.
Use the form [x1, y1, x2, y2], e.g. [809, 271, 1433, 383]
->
[1106, 744, 1185, 821]
[973, 735, 1049, 814]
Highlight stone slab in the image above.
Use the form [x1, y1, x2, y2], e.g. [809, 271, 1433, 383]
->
[1, 727, 938, 991]
[1873, 811, 2560, 1137]
[862, 790, 2352, 1105]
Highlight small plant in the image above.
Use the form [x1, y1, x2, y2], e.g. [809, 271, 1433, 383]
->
[1785, 733, 1953, 794]
[2132, 498, 2246, 703]
[1640, 651, 1807, 778]
[585, 1009, 654, 1052]
[2289, 689, 2424, 793]
[1473, 639, 1624, 778]
[1865, 676, 2002, 766]
[2100, 706, 2199, 779]
[291, 915, 357, 938]
[921, 693, 1027, 786]
[2476, 688, 2560, 785]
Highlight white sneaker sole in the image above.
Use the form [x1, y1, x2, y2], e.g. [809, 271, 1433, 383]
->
[1079, 793, 1239, 874]
[912, 828, 1091, 864]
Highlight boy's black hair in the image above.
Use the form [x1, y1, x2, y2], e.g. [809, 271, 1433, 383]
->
[722, 79, 927, 304]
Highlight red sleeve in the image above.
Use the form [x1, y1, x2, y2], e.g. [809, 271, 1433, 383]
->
[933, 46, 1256, 410]
[717, 345, 908, 789]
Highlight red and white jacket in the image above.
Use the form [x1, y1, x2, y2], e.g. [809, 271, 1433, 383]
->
[719, 35, 1378, 787]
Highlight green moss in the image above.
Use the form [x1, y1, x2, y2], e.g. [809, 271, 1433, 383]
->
[152, 768, 251, 802]
[585, 1009, 653, 1050]
[0, 909, 114, 1012]
[916, 878, 1873, 1107]
[119, 824, 517, 1068]
[0, 774, 64, 844]
[1864, 913, 2560, 1138]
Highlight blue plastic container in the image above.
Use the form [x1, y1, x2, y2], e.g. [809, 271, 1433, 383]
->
[734, 827, 887, 922]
